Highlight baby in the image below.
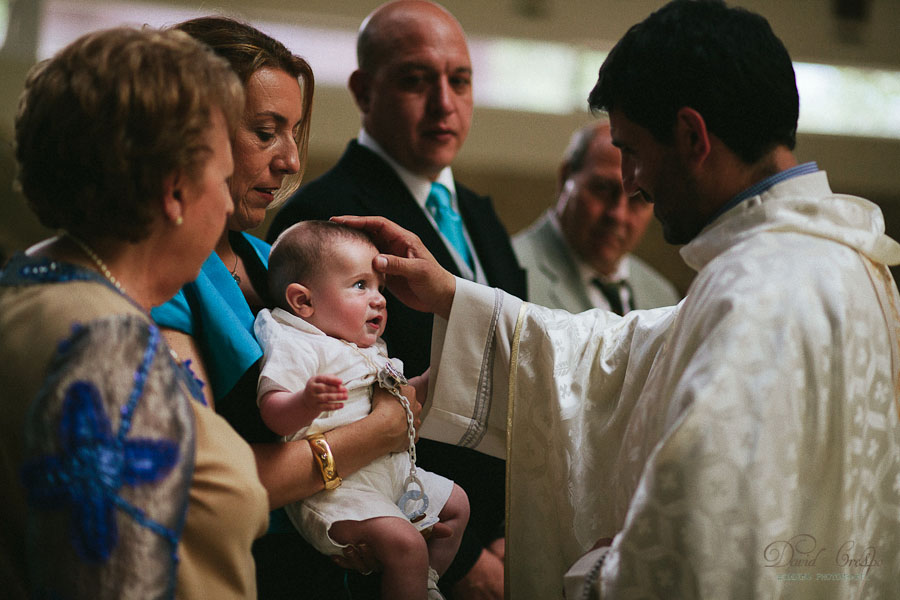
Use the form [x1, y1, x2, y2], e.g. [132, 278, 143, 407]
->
[255, 220, 469, 600]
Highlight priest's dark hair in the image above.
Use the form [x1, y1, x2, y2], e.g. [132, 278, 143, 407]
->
[589, 0, 798, 165]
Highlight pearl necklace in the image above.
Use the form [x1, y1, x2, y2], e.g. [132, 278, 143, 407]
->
[66, 232, 126, 294]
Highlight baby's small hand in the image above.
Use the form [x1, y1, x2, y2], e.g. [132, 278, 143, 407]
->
[305, 374, 348, 412]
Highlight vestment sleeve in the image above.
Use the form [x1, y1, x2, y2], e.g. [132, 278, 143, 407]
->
[508, 298, 678, 599]
[423, 277, 524, 458]
[427, 276, 683, 598]
[592, 265, 900, 599]
[19, 316, 196, 599]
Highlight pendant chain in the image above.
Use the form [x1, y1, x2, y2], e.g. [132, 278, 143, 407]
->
[230, 253, 241, 285]
[341, 341, 419, 470]
[340, 339, 430, 523]
[66, 232, 126, 294]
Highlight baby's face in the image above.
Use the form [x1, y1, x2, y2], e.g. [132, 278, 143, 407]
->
[304, 239, 387, 347]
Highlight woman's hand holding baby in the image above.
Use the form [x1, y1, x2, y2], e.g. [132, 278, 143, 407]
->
[371, 385, 422, 452]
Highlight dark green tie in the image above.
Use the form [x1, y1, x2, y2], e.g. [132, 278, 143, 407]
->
[593, 279, 633, 316]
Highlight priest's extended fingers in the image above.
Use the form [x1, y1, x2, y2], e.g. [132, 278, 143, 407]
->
[331, 215, 423, 257]
[374, 253, 456, 320]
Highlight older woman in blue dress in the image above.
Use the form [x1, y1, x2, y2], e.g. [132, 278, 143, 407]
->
[0, 27, 268, 598]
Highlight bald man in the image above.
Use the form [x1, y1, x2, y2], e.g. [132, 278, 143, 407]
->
[268, 2, 524, 598]
[514, 122, 679, 314]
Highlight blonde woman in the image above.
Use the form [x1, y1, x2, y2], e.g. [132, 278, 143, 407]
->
[152, 17, 420, 597]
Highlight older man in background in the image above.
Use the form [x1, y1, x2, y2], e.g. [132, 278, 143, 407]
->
[514, 122, 679, 314]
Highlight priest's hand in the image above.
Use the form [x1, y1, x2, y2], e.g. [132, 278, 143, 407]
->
[331, 215, 456, 319]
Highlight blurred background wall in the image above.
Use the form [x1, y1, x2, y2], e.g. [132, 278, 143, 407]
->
[2, 0, 899, 293]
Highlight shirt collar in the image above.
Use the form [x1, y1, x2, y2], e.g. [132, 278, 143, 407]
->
[358, 129, 457, 208]
[270, 307, 388, 354]
[708, 162, 819, 223]
[271, 307, 325, 336]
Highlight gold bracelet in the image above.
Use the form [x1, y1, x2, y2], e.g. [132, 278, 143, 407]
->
[307, 434, 342, 490]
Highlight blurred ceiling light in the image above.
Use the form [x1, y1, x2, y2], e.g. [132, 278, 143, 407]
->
[0, 0, 8, 49]
[27, 0, 900, 140]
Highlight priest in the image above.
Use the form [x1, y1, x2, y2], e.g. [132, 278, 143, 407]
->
[335, 1, 900, 598]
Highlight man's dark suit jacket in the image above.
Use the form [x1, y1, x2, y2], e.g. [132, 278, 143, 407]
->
[268, 140, 527, 586]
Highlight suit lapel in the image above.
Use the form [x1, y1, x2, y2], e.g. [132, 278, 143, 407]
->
[457, 185, 510, 283]
[535, 218, 593, 312]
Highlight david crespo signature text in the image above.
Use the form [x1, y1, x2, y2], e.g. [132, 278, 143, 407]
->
[762, 534, 882, 576]
[776, 572, 868, 582]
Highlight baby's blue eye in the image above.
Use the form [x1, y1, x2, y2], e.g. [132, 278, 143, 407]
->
[353, 281, 366, 290]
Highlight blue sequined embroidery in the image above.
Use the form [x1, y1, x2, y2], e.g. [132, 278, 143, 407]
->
[179, 359, 207, 405]
[20, 325, 180, 562]
[16, 258, 96, 284]
[56, 323, 85, 356]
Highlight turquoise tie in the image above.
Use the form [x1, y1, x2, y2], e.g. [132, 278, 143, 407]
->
[426, 182, 473, 268]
